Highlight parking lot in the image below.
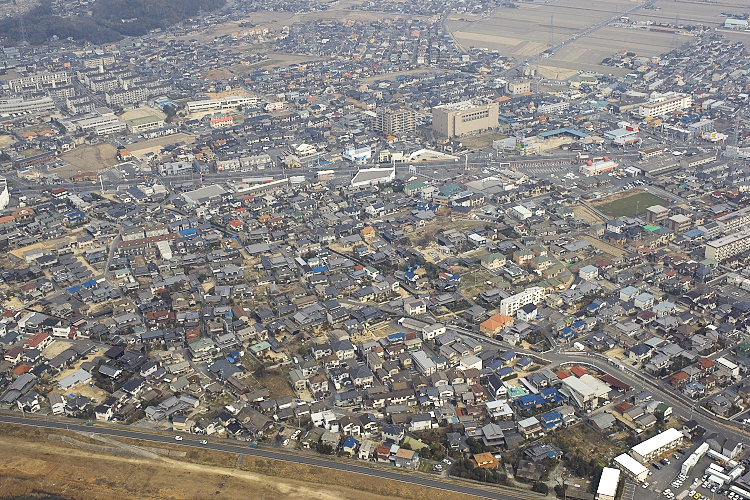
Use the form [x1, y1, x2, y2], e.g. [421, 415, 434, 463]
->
[648, 450, 747, 500]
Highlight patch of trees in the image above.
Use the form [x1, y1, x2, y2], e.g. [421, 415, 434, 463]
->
[450, 459, 509, 485]
[0, 0, 226, 45]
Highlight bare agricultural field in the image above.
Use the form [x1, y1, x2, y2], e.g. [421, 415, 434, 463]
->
[0, 134, 16, 148]
[539, 25, 691, 77]
[126, 133, 196, 157]
[446, 0, 632, 56]
[629, 0, 750, 25]
[0, 430, 468, 500]
[58, 144, 119, 178]
[120, 106, 166, 121]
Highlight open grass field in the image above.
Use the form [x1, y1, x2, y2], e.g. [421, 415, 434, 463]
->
[0, 423, 483, 500]
[595, 191, 667, 217]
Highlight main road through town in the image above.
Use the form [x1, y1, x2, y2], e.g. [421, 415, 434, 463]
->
[0, 413, 541, 500]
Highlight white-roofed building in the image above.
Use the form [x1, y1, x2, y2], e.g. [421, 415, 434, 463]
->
[596, 467, 620, 500]
[614, 453, 649, 482]
[560, 374, 611, 411]
[182, 184, 228, 206]
[630, 428, 684, 463]
[351, 167, 395, 188]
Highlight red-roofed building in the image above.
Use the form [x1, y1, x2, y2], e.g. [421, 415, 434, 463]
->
[556, 370, 571, 379]
[600, 374, 631, 392]
[375, 445, 391, 462]
[228, 219, 244, 230]
[670, 371, 689, 387]
[12, 364, 31, 376]
[570, 366, 588, 378]
[697, 358, 716, 373]
[614, 402, 634, 413]
[24, 332, 52, 350]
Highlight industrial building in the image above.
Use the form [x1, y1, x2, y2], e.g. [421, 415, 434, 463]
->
[559, 374, 611, 410]
[432, 101, 499, 138]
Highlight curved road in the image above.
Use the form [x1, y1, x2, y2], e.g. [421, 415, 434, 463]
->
[0, 413, 541, 500]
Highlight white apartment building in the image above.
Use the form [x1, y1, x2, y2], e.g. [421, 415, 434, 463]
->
[186, 96, 260, 113]
[106, 87, 149, 107]
[705, 228, 750, 262]
[74, 113, 126, 136]
[0, 97, 56, 114]
[4, 71, 72, 92]
[499, 287, 546, 316]
[537, 101, 569, 114]
[635, 93, 692, 118]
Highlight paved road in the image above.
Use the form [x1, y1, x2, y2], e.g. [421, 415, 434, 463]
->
[450, 324, 750, 446]
[0, 413, 541, 500]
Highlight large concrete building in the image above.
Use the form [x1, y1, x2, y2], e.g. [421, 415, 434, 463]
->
[4, 71, 72, 93]
[375, 108, 416, 137]
[0, 97, 56, 114]
[432, 101, 499, 138]
[186, 96, 260, 113]
[705, 228, 750, 262]
[635, 93, 692, 118]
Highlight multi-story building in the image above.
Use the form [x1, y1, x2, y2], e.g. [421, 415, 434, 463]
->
[374, 108, 416, 137]
[73, 113, 126, 136]
[4, 71, 72, 93]
[537, 101, 569, 114]
[705, 229, 750, 262]
[432, 100, 499, 138]
[635, 92, 692, 118]
[186, 96, 260, 113]
[106, 87, 149, 107]
[499, 286, 545, 316]
[716, 206, 750, 234]
[645, 205, 670, 224]
[0, 97, 56, 114]
[507, 81, 531, 95]
[126, 116, 165, 134]
[630, 428, 684, 463]
[667, 214, 692, 233]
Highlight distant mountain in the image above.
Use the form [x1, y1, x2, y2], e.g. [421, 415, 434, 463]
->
[0, 0, 226, 45]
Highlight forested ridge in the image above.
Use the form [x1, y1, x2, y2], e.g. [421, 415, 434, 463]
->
[0, 0, 226, 45]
